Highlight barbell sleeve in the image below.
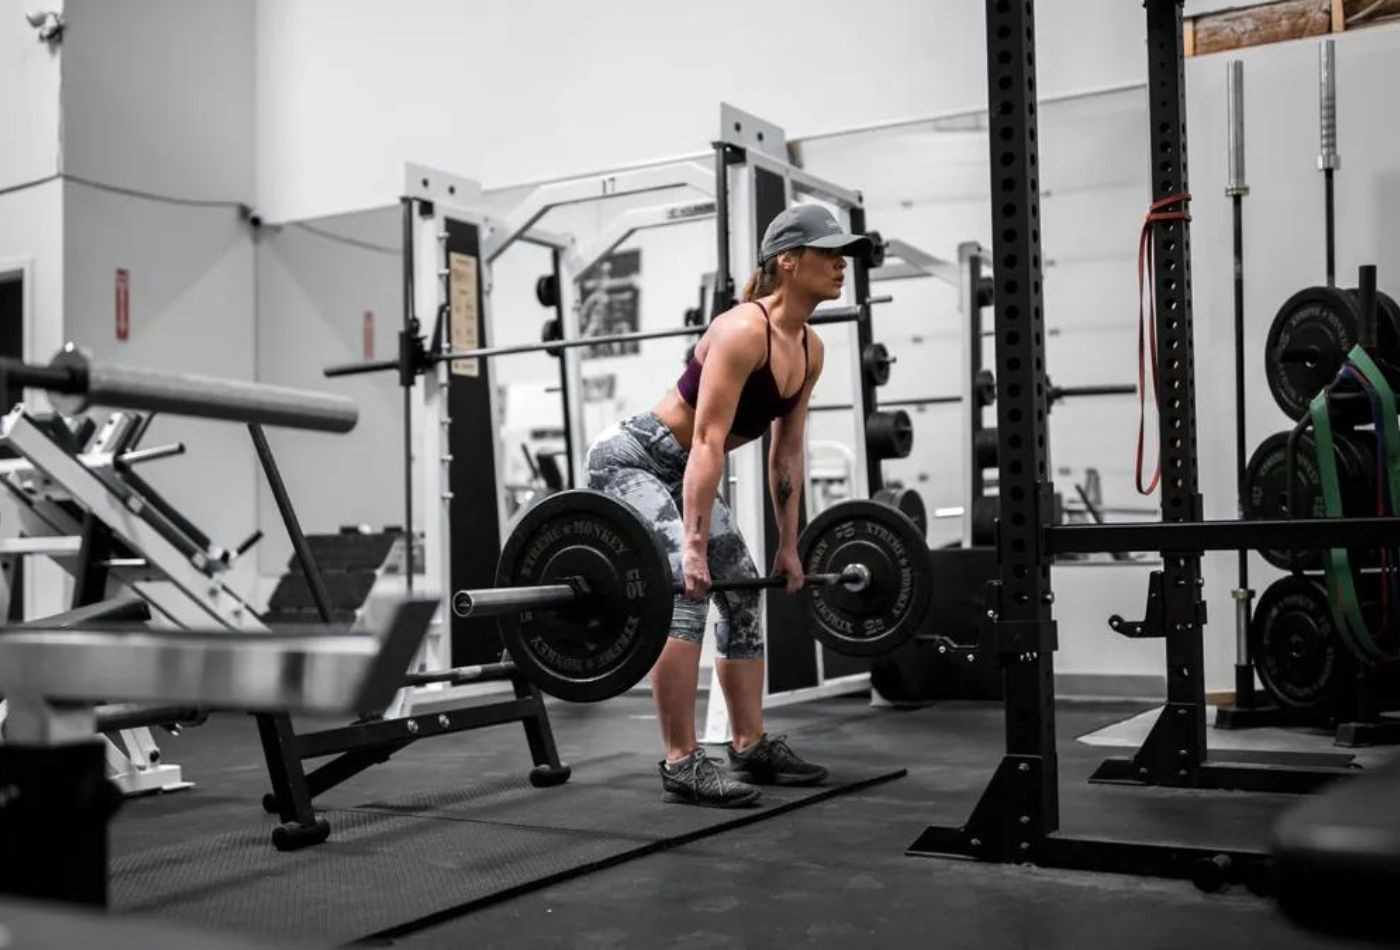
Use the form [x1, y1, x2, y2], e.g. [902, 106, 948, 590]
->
[451, 583, 582, 618]
[324, 357, 402, 379]
[3, 347, 360, 433]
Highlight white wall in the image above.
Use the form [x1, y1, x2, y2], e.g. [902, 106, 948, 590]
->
[62, 185, 259, 589]
[253, 207, 404, 575]
[1, 0, 63, 186]
[1, 0, 65, 352]
[2, 0, 66, 619]
[58, 0, 260, 592]
[253, 0, 1149, 223]
[61, 0, 254, 199]
[1186, 23, 1400, 687]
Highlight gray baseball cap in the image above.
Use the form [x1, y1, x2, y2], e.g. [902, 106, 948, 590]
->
[759, 204, 873, 263]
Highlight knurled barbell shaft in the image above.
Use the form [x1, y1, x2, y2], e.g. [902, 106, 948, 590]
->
[452, 567, 868, 619]
[684, 568, 865, 595]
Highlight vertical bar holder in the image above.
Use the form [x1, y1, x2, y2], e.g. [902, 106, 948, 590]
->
[1319, 40, 1339, 287]
[909, 0, 1060, 863]
[1217, 58, 1265, 724]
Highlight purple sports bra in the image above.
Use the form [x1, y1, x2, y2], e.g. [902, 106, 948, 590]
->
[675, 301, 808, 439]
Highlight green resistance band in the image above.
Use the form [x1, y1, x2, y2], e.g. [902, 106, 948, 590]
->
[1309, 344, 1400, 665]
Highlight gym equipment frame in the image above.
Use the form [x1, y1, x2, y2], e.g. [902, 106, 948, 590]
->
[907, 0, 1399, 888]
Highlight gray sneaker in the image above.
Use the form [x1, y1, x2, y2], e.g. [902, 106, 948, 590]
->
[659, 748, 762, 808]
[727, 734, 828, 786]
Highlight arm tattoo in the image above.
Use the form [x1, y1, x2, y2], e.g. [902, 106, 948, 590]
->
[776, 469, 794, 509]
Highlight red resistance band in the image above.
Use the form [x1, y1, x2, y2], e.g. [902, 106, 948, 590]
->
[1134, 191, 1191, 495]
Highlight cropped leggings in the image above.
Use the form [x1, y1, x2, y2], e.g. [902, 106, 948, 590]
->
[584, 412, 763, 659]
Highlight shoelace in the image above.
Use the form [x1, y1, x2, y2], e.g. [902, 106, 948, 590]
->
[682, 751, 716, 781]
[765, 734, 798, 765]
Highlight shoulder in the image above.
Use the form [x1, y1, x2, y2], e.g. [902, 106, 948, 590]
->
[806, 326, 826, 371]
[705, 302, 768, 356]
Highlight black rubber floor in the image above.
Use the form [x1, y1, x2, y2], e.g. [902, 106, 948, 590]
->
[107, 693, 1374, 949]
[110, 730, 903, 943]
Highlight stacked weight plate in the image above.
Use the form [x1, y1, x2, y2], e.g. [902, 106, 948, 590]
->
[1246, 285, 1400, 713]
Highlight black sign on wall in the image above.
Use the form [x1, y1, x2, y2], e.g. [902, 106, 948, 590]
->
[578, 250, 641, 359]
[444, 216, 504, 666]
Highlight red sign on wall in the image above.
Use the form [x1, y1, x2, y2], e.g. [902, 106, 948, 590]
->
[115, 268, 130, 341]
[363, 310, 374, 360]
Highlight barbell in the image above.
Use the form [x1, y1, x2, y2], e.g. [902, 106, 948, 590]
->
[449, 490, 933, 702]
[323, 304, 869, 379]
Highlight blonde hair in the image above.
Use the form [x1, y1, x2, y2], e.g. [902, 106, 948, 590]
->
[740, 248, 803, 302]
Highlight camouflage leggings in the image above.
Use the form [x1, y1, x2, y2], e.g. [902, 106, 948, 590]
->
[585, 412, 764, 659]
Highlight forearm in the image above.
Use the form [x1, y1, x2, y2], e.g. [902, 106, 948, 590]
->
[682, 440, 726, 550]
[768, 448, 804, 549]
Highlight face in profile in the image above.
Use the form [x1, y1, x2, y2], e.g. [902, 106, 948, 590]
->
[781, 247, 847, 301]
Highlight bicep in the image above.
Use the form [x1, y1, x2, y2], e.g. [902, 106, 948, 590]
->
[694, 327, 761, 443]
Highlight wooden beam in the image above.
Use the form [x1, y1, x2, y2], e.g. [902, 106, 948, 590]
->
[1333, 0, 1346, 29]
[1184, 17, 1197, 55]
[1191, 0, 1332, 55]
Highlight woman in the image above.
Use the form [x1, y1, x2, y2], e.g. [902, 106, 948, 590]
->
[586, 205, 871, 807]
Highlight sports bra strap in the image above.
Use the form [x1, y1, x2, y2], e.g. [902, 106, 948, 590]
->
[753, 300, 772, 366]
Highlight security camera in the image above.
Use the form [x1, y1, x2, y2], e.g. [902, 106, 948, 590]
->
[25, 10, 65, 42]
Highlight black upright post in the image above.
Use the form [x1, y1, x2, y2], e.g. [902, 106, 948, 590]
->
[712, 142, 737, 317]
[399, 195, 417, 593]
[0, 741, 114, 906]
[966, 251, 987, 512]
[1131, 0, 1208, 782]
[908, 0, 1060, 861]
[550, 248, 576, 488]
[848, 205, 882, 495]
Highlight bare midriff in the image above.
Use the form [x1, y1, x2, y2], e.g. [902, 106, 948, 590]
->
[651, 388, 754, 453]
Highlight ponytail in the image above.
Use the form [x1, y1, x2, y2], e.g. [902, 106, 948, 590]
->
[740, 248, 803, 302]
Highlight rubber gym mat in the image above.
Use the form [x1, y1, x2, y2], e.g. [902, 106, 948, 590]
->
[110, 752, 906, 944]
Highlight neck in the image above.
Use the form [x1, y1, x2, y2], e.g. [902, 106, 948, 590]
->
[766, 286, 819, 332]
